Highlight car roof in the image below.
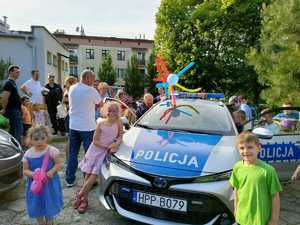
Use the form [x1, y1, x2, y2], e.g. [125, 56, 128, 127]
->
[160, 98, 225, 107]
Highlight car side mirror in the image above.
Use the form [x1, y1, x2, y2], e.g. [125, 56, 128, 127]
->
[252, 127, 273, 139]
[121, 117, 130, 130]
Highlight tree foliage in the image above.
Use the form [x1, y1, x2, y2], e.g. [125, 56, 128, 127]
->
[97, 54, 116, 86]
[145, 50, 158, 96]
[0, 58, 11, 90]
[248, 0, 300, 106]
[124, 55, 144, 99]
[155, 0, 270, 102]
[0, 58, 10, 81]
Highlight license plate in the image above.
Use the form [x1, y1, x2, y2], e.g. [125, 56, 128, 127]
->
[132, 191, 187, 212]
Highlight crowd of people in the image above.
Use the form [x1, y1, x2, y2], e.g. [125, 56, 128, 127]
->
[1, 65, 158, 145]
[1, 65, 300, 225]
[228, 95, 299, 135]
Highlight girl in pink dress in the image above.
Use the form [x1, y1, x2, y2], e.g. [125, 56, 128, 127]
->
[74, 102, 123, 213]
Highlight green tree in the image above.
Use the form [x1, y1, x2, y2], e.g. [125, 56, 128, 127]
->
[97, 54, 116, 86]
[248, 0, 300, 106]
[0, 58, 10, 81]
[124, 55, 144, 99]
[145, 50, 158, 95]
[155, 0, 270, 102]
[0, 58, 11, 90]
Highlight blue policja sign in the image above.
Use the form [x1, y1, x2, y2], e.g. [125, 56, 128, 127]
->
[259, 142, 300, 162]
[130, 129, 222, 177]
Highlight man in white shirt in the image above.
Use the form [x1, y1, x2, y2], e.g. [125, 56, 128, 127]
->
[21, 70, 45, 104]
[239, 95, 253, 121]
[21, 70, 48, 125]
[65, 69, 101, 187]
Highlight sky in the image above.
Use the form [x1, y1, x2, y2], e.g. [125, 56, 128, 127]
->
[1, 0, 161, 39]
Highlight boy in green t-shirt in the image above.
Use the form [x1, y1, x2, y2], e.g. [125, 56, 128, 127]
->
[229, 131, 282, 225]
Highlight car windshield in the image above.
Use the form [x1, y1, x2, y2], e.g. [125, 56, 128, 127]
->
[136, 99, 235, 136]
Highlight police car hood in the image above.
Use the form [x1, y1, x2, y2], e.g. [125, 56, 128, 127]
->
[115, 127, 239, 178]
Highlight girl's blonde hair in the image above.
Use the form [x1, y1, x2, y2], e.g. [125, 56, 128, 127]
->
[101, 102, 121, 118]
[26, 125, 51, 145]
[98, 82, 108, 89]
[64, 76, 77, 87]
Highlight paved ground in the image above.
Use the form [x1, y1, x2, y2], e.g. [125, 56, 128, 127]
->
[1, 141, 300, 225]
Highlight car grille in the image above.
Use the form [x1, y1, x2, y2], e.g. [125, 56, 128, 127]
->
[0, 145, 18, 159]
[109, 180, 234, 225]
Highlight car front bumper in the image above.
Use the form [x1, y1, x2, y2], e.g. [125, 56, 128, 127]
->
[99, 162, 234, 225]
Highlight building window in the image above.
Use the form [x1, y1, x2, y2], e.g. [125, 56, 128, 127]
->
[117, 50, 125, 61]
[47, 51, 52, 65]
[86, 67, 94, 72]
[70, 65, 78, 76]
[117, 68, 125, 79]
[137, 51, 146, 65]
[86, 49, 95, 59]
[53, 55, 58, 67]
[64, 62, 68, 71]
[102, 49, 110, 59]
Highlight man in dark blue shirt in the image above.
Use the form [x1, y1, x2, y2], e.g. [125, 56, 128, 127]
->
[136, 93, 154, 119]
[1, 65, 23, 143]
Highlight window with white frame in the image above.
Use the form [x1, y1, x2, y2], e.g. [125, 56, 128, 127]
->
[137, 51, 146, 65]
[117, 68, 125, 79]
[86, 67, 95, 72]
[102, 49, 110, 59]
[70, 65, 78, 76]
[53, 55, 58, 67]
[47, 51, 52, 65]
[64, 62, 68, 71]
[117, 50, 125, 61]
[86, 49, 95, 59]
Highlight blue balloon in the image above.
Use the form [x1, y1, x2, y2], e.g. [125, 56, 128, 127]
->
[167, 73, 179, 85]
[156, 83, 167, 89]
[177, 62, 195, 77]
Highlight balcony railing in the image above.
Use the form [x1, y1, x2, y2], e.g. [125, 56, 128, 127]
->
[137, 59, 146, 65]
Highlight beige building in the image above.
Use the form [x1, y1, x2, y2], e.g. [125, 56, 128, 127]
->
[54, 34, 154, 86]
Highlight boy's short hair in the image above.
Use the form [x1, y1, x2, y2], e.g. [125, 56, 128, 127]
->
[31, 69, 39, 75]
[236, 131, 260, 147]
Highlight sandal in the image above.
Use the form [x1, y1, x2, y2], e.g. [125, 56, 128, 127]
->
[73, 191, 82, 209]
[77, 198, 88, 214]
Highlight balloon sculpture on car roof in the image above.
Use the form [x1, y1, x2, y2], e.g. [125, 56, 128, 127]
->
[154, 56, 201, 124]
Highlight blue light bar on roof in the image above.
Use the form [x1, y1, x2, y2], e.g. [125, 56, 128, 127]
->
[176, 92, 225, 99]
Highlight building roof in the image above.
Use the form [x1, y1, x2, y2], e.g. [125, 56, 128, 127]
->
[31, 26, 69, 52]
[54, 33, 154, 44]
[0, 26, 68, 52]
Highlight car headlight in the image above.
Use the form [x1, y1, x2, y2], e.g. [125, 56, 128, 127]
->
[105, 154, 133, 172]
[193, 170, 232, 183]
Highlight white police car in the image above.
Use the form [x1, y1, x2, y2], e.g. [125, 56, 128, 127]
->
[99, 94, 300, 225]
